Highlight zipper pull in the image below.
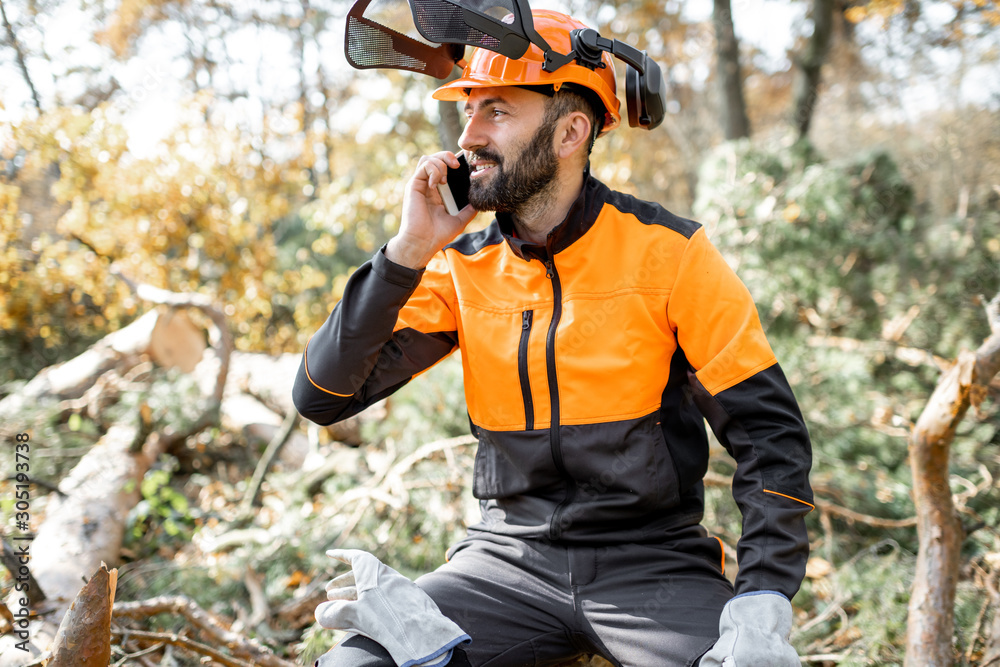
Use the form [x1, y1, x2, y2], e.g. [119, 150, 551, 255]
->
[544, 260, 554, 279]
[522, 311, 532, 329]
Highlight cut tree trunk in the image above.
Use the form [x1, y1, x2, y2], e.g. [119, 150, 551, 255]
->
[48, 563, 117, 667]
[905, 295, 1000, 667]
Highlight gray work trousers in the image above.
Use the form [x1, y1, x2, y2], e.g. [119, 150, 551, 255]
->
[316, 525, 732, 667]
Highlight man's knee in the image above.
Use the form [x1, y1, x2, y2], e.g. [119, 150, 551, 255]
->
[315, 634, 472, 667]
[315, 634, 394, 667]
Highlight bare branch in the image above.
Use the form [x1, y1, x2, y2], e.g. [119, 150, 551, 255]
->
[703, 471, 917, 529]
[239, 406, 299, 515]
[1, 537, 46, 605]
[814, 498, 917, 529]
[111, 627, 250, 667]
[807, 335, 950, 371]
[113, 595, 296, 667]
[906, 290, 1000, 665]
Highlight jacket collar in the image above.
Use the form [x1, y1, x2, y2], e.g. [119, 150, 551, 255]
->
[496, 169, 608, 262]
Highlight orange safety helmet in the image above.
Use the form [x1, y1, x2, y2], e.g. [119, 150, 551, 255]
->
[432, 10, 621, 134]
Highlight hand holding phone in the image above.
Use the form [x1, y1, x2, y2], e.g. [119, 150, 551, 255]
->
[436, 153, 470, 216]
[390, 152, 476, 270]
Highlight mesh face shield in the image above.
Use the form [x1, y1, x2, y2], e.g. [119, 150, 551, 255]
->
[344, 0, 666, 130]
[345, 0, 539, 79]
[408, 0, 532, 59]
[345, 0, 466, 79]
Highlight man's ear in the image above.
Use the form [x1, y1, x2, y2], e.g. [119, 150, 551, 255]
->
[555, 111, 593, 160]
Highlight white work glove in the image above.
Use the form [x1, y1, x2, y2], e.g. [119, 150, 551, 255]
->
[699, 591, 800, 667]
[315, 549, 470, 667]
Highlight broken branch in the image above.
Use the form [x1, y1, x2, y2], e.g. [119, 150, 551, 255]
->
[113, 595, 297, 667]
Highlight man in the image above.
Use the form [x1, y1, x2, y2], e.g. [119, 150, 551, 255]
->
[294, 10, 813, 666]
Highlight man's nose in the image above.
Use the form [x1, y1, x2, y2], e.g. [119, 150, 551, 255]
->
[458, 114, 486, 154]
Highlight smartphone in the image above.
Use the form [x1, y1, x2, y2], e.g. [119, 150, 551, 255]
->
[436, 153, 470, 216]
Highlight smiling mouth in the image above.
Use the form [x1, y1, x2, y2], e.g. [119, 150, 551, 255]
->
[470, 162, 498, 178]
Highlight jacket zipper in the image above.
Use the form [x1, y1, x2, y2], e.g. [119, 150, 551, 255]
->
[544, 258, 574, 540]
[518, 310, 534, 431]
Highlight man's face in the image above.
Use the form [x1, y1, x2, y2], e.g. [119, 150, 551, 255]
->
[459, 87, 559, 214]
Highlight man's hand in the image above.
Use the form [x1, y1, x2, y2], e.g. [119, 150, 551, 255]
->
[315, 549, 470, 667]
[387, 151, 477, 270]
[699, 592, 800, 667]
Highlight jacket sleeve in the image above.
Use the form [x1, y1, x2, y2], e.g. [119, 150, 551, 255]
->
[666, 227, 813, 600]
[293, 246, 459, 426]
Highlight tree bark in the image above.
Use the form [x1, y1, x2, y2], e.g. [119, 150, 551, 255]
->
[905, 295, 1000, 666]
[792, 0, 835, 138]
[712, 0, 750, 140]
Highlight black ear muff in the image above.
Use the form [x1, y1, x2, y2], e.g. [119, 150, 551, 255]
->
[626, 65, 641, 128]
[626, 55, 665, 130]
[566, 28, 667, 131]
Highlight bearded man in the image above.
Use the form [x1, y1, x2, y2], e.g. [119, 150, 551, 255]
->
[293, 10, 813, 667]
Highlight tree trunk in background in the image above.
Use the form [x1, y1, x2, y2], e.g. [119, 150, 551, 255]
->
[712, 0, 750, 140]
[0, 0, 41, 111]
[792, 0, 835, 139]
[437, 69, 464, 150]
[297, 0, 318, 188]
[905, 295, 1000, 666]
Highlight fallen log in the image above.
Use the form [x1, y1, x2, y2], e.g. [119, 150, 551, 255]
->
[0, 281, 232, 664]
[0, 309, 160, 421]
[0, 306, 208, 427]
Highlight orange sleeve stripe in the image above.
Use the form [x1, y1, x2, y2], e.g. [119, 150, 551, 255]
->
[302, 338, 355, 398]
[712, 535, 725, 576]
[764, 489, 815, 511]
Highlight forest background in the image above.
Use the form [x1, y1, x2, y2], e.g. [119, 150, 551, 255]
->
[1, 0, 999, 664]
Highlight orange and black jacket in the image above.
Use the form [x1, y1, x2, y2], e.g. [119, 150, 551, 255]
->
[293, 173, 814, 600]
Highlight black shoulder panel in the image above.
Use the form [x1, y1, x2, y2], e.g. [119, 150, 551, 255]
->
[604, 189, 702, 240]
[445, 221, 505, 256]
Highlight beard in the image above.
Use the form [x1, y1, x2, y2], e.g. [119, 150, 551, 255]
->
[467, 120, 558, 214]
